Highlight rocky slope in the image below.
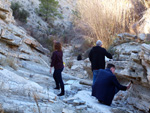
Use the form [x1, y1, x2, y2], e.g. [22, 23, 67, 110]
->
[1, 0, 150, 113]
[111, 33, 150, 112]
[0, 1, 130, 113]
[0, 0, 56, 112]
[9, 0, 76, 30]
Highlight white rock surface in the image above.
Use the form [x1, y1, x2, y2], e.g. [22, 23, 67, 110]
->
[0, 1, 150, 113]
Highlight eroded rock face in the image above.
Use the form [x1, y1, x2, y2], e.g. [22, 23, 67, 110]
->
[140, 44, 150, 83]
[112, 40, 150, 84]
[0, 0, 14, 23]
[0, 1, 54, 112]
[109, 33, 150, 112]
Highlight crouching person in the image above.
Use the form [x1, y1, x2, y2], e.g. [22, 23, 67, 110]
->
[92, 63, 131, 106]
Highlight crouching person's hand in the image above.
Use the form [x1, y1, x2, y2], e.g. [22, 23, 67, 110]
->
[127, 80, 133, 90]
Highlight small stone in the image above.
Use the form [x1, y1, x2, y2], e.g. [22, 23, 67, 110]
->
[76, 105, 87, 110]
[63, 99, 74, 104]
[62, 108, 74, 113]
[0, 11, 6, 20]
[73, 99, 85, 106]
[138, 33, 146, 41]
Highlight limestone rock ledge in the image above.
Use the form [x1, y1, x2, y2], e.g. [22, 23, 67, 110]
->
[0, 1, 54, 112]
[112, 42, 150, 84]
[109, 33, 150, 112]
[0, 0, 15, 23]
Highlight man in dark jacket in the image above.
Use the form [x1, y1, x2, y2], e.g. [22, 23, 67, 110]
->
[89, 40, 112, 84]
[92, 63, 131, 106]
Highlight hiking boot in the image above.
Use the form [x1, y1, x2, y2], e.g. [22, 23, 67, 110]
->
[54, 87, 60, 90]
[57, 92, 64, 96]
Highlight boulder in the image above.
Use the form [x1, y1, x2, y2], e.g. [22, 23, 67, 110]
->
[19, 43, 32, 54]
[62, 108, 74, 113]
[0, 11, 6, 20]
[21, 61, 49, 75]
[1, 29, 22, 46]
[0, 46, 8, 55]
[111, 108, 132, 113]
[71, 65, 81, 70]
[111, 34, 150, 113]
[127, 97, 150, 112]
[0, 0, 14, 23]
[79, 80, 92, 86]
[138, 33, 146, 41]
[7, 52, 18, 58]
[0, 68, 56, 99]
[8, 23, 26, 38]
[118, 33, 136, 39]
[23, 36, 50, 54]
[0, 5, 9, 13]
[113, 43, 141, 61]
[130, 53, 140, 64]
[18, 53, 30, 60]
[76, 105, 87, 110]
[73, 99, 86, 106]
[76, 74, 84, 79]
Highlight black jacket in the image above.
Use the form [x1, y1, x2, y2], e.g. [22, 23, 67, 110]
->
[89, 46, 112, 71]
[51, 51, 64, 69]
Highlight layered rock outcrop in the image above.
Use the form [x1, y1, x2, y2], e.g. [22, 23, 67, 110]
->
[0, 0, 14, 23]
[110, 33, 150, 112]
[0, 1, 58, 112]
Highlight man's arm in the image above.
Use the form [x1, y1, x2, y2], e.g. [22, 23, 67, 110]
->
[112, 76, 127, 91]
[88, 49, 92, 62]
[104, 49, 112, 59]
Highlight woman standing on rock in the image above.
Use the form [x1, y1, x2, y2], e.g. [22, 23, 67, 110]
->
[50, 41, 65, 96]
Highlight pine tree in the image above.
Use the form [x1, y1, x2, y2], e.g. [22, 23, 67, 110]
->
[38, 0, 62, 22]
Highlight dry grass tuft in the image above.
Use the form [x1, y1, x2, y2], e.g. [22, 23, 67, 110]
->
[33, 93, 41, 113]
[138, 8, 150, 34]
[0, 104, 4, 113]
[76, 0, 146, 48]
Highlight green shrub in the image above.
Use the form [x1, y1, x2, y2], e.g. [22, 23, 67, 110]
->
[18, 9, 30, 23]
[80, 38, 94, 51]
[37, 0, 62, 25]
[72, 37, 94, 56]
[37, 36, 56, 53]
[145, 41, 150, 44]
[61, 27, 76, 43]
[11, 2, 29, 23]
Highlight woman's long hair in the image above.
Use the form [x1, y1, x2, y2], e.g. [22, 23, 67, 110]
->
[54, 42, 62, 51]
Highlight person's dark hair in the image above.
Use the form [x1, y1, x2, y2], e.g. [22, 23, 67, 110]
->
[54, 42, 62, 51]
[106, 63, 115, 69]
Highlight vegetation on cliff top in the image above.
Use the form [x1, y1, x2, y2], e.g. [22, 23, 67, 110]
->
[76, 0, 149, 48]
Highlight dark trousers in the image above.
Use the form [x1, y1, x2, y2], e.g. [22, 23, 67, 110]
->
[53, 68, 64, 93]
[98, 88, 120, 106]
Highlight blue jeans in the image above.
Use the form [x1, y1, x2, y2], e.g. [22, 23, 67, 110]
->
[93, 70, 99, 85]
